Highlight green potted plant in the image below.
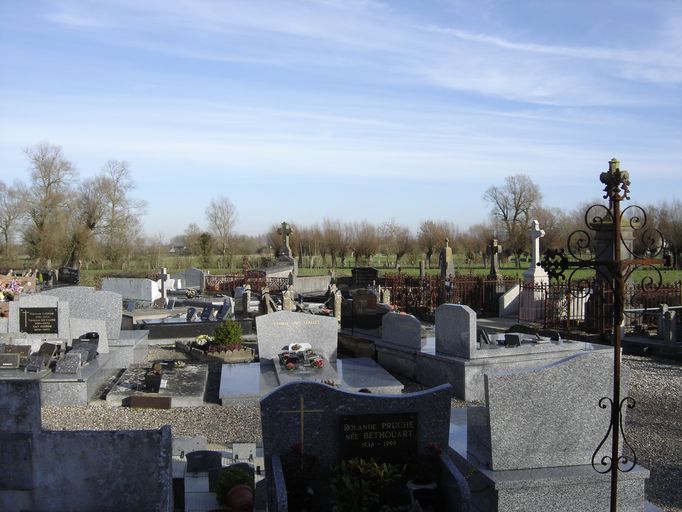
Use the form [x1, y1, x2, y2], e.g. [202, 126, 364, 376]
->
[215, 466, 254, 512]
[210, 320, 254, 363]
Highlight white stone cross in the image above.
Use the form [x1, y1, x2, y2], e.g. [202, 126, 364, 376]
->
[529, 220, 545, 267]
[524, 220, 548, 284]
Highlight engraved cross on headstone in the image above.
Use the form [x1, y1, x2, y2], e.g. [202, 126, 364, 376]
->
[280, 395, 324, 452]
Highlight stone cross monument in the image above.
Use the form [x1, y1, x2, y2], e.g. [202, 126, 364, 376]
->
[487, 239, 501, 279]
[276, 221, 298, 276]
[523, 220, 549, 284]
[439, 238, 454, 278]
[277, 222, 293, 259]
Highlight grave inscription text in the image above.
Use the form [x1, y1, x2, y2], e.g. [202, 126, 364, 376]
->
[340, 412, 417, 463]
[19, 307, 58, 334]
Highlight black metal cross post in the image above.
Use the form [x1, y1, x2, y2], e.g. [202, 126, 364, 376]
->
[539, 159, 668, 512]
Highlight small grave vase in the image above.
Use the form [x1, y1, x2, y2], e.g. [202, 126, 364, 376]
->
[224, 484, 254, 512]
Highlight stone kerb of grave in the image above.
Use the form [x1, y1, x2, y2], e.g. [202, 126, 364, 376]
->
[380, 312, 422, 351]
[256, 311, 338, 363]
[467, 350, 626, 471]
[260, 381, 452, 512]
[435, 304, 476, 358]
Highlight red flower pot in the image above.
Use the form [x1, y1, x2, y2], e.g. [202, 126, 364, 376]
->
[225, 484, 254, 512]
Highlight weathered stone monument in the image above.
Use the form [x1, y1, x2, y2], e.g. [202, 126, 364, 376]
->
[439, 238, 455, 278]
[450, 351, 651, 511]
[276, 221, 298, 276]
[0, 379, 172, 511]
[523, 220, 549, 284]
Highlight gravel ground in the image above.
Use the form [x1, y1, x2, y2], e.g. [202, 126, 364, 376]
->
[40, 347, 681, 511]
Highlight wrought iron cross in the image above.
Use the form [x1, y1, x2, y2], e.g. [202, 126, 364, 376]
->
[538, 158, 668, 512]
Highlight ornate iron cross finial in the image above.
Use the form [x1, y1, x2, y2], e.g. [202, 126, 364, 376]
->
[600, 158, 630, 202]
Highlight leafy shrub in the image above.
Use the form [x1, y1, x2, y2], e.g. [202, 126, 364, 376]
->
[330, 457, 407, 511]
[215, 466, 254, 506]
[213, 319, 242, 347]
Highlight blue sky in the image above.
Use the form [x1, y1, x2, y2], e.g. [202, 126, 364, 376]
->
[1, 0, 681, 240]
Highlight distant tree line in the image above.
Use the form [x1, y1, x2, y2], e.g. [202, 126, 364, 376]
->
[3, 143, 681, 271]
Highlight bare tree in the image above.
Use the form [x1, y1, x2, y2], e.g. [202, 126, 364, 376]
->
[23, 142, 77, 263]
[99, 160, 146, 265]
[206, 196, 237, 268]
[321, 218, 346, 268]
[0, 180, 28, 260]
[483, 174, 542, 268]
[465, 223, 495, 266]
[184, 223, 203, 257]
[62, 176, 109, 267]
[418, 220, 457, 268]
[351, 221, 380, 265]
[379, 219, 414, 268]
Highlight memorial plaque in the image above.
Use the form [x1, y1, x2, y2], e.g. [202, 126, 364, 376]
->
[339, 412, 418, 463]
[0, 353, 20, 369]
[25, 354, 47, 372]
[129, 395, 172, 409]
[19, 307, 58, 334]
[55, 352, 81, 374]
[4, 345, 31, 366]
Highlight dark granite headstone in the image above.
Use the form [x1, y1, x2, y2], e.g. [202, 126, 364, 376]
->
[145, 371, 162, 393]
[351, 267, 379, 287]
[55, 352, 81, 374]
[0, 433, 33, 490]
[25, 354, 47, 372]
[199, 306, 213, 321]
[71, 340, 98, 362]
[57, 266, 80, 284]
[0, 353, 20, 369]
[186, 450, 222, 473]
[38, 342, 58, 360]
[4, 345, 31, 366]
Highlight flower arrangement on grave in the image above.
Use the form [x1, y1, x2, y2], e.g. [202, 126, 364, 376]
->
[330, 457, 408, 512]
[1, 279, 23, 301]
[278, 344, 326, 371]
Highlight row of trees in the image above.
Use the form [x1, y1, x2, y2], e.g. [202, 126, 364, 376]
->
[3, 143, 681, 271]
[0, 143, 145, 267]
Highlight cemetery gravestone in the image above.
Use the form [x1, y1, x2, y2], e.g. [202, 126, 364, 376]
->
[352, 289, 378, 315]
[186, 450, 223, 474]
[0, 353, 20, 369]
[435, 304, 476, 358]
[4, 345, 31, 367]
[256, 311, 338, 363]
[381, 312, 422, 351]
[42, 287, 122, 341]
[351, 267, 378, 287]
[439, 238, 455, 278]
[260, 381, 452, 512]
[25, 354, 47, 372]
[55, 352, 81, 374]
